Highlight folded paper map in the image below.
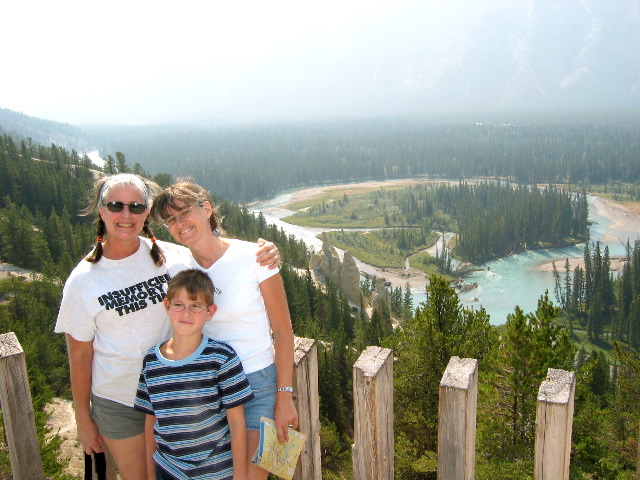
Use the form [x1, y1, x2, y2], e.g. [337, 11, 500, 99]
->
[251, 416, 307, 480]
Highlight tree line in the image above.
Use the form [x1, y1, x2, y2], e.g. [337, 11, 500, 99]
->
[554, 239, 640, 350]
[86, 117, 640, 204]
[434, 182, 589, 263]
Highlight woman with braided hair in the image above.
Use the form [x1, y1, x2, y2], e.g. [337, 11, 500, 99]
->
[55, 173, 280, 479]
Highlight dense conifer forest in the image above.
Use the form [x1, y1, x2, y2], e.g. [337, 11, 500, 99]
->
[290, 181, 589, 265]
[0, 132, 638, 478]
[85, 116, 640, 204]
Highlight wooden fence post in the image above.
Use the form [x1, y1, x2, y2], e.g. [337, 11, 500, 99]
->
[292, 337, 322, 479]
[534, 368, 576, 480]
[636, 424, 639, 480]
[0, 332, 44, 478]
[437, 356, 478, 480]
[351, 346, 394, 480]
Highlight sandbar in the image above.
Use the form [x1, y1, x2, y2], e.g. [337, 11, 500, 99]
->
[537, 196, 640, 272]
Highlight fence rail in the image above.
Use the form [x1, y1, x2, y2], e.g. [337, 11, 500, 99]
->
[1, 333, 638, 479]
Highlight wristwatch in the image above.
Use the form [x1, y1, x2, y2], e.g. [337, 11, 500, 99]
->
[275, 386, 294, 393]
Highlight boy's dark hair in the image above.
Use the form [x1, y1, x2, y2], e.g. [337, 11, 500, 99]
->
[166, 269, 214, 305]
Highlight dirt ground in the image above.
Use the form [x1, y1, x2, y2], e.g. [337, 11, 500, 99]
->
[0, 263, 37, 281]
[45, 398, 85, 479]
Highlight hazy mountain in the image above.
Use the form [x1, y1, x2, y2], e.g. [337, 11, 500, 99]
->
[2, 1, 639, 127]
[0, 108, 89, 150]
[171, 0, 640, 124]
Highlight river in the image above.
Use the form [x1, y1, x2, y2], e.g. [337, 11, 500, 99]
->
[253, 187, 639, 325]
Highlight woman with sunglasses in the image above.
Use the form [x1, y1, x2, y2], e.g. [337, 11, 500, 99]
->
[55, 173, 280, 480]
[151, 180, 298, 480]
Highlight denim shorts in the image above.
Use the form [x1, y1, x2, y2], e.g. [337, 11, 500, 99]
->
[244, 363, 276, 430]
[91, 394, 146, 440]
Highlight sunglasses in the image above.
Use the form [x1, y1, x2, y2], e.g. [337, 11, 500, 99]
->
[103, 201, 147, 215]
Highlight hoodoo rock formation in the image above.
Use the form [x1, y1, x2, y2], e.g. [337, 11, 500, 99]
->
[309, 233, 363, 305]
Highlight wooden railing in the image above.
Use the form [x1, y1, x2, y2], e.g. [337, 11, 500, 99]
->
[0, 332, 637, 479]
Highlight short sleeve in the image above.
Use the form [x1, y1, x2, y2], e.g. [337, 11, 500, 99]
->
[134, 359, 153, 415]
[255, 253, 279, 285]
[54, 270, 97, 341]
[217, 347, 254, 409]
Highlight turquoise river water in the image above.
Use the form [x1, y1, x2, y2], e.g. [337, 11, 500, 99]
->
[253, 187, 640, 325]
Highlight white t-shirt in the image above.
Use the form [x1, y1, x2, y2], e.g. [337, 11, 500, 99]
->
[55, 238, 191, 407]
[170, 239, 279, 374]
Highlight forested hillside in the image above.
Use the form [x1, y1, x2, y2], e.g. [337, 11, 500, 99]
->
[0, 133, 638, 479]
[0, 108, 88, 152]
[88, 115, 640, 203]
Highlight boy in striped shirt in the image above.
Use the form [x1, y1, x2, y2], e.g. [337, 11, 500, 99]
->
[135, 269, 254, 480]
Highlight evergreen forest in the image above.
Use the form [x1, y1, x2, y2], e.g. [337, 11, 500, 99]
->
[288, 181, 589, 265]
[0, 131, 638, 479]
[84, 116, 640, 204]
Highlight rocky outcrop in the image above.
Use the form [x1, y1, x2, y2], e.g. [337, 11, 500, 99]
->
[340, 251, 362, 304]
[310, 234, 363, 305]
[371, 276, 392, 312]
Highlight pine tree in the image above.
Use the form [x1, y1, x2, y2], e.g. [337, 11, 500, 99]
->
[483, 293, 574, 460]
[392, 275, 495, 479]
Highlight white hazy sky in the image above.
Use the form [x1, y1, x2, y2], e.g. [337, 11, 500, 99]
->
[1, 0, 514, 125]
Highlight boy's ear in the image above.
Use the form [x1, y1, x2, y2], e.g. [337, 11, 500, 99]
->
[163, 297, 171, 311]
[206, 304, 217, 320]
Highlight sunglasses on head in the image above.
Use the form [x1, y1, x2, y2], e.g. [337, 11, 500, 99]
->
[103, 201, 147, 214]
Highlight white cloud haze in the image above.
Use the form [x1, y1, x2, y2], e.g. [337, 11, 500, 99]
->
[2, 0, 639, 125]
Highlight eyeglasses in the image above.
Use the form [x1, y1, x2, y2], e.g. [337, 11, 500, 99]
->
[162, 202, 204, 228]
[103, 201, 147, 215]
[169, 302, 208, 313]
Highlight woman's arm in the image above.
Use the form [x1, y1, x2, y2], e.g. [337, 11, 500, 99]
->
[260, 274, 298, 442]
[66, 335, 105, 455]
[227, 405, 248, 480]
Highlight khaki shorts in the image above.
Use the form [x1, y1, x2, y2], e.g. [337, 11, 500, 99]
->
[91, 394, 146, 440]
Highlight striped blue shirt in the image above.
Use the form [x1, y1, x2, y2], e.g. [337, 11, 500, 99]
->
[135, 336, 254, 480]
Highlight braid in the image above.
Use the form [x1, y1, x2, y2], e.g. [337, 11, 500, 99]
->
[144, 221, 165, 266]
[85, 219, 106, 263]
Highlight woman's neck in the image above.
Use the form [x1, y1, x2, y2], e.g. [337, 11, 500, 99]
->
[189, 235, 227, 269]
[102, 236, 141, 260]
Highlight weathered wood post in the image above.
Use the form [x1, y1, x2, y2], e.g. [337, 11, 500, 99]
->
[437, 356, 478, 480]
[636, 425, 639, 480]
[352, 346, 394, 480]
[534, 368, 576, 480]
[292, 336, 322, 479]
[0, 332, 44, 478]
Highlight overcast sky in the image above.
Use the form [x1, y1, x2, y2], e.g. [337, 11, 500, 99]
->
[0, 0, 640, 125]
[3, 0, 523, 125]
